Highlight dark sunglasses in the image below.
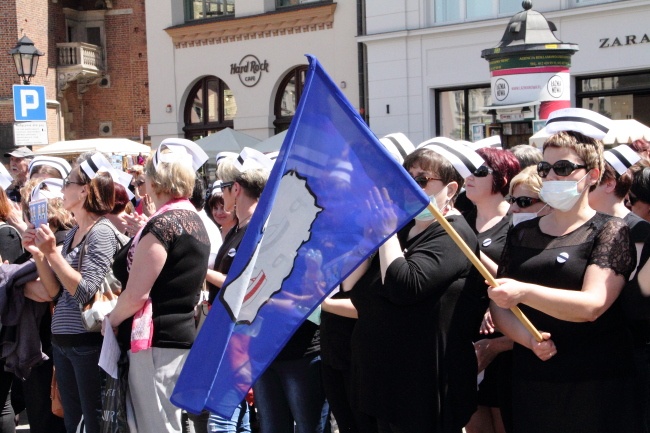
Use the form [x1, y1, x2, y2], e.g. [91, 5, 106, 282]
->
[472, 166, 494, 178]
[134, 180, 145, 187]
[537, 160, 587, 178]
[506, 195, 541, 209]
[412, 176, 442, 188]
[221, 181, 235, 190]
[63, 177, 84, 188]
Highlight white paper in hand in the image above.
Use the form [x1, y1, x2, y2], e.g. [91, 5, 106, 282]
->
[99, 317, 121, 379]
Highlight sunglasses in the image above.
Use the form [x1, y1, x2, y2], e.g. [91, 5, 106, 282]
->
[506, 195, 541, 209]
[134, 180, 145, 187]
[63, 177, 84, 188]
[412, 176, 442, 188]
[472, 166, 494, 178]
[221, 181, 235, 190]
[537, 160, 587, 178]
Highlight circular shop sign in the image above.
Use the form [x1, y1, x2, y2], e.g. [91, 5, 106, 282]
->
[234, 55, 269, 88]
[547, 75, 564, 99]
[494, 78, 509, 102]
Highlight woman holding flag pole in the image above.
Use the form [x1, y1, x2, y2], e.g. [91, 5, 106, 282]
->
[344, 141, 491, 433]
[488, 108, 643, 432]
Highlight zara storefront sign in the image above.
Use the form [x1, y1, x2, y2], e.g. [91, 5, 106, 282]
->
[599, 34, 650, 48]
[230, 55, 269, 87]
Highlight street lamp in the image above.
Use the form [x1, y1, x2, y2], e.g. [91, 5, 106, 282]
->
[9, 35, 44, 85]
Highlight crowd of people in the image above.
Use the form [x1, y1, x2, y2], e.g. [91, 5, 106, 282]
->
[0, 106, 647, 433]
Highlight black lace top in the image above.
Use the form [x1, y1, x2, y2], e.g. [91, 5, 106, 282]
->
[113, 209, 210, 349]
[499, 212, 636, 381]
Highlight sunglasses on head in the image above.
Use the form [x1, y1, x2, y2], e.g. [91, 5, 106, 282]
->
[412, 175, 442, 188]
[506, 195, 541, 209]
[537, 160, 587, 178]
[472, 166, 494, 178]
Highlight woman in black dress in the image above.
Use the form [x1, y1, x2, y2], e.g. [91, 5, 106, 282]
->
[489, 108, 643, 432]
[345, 141, 489, 433]
[463, 148, 520, 433]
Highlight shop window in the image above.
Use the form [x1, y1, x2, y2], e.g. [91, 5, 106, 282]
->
[184, 76, 236, 140]
[276, 0, 326, 8]
[186, 0, 235, 21]
[430, 0, 624, 24]
[577, 71, 650, 128]
[273, 66, 308, 134]
[431, 0, 521, 24]
[436, 86, 492, 140]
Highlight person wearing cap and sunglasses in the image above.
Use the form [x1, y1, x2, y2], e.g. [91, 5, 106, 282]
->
[107, 139, 210, 433]
[204, 149, 271, 433]
[463, 147, 520, 433]
[489, 108, 642, 432]
[21, 153, 120, 433]
[589, 145, 650, 270]
[343, 141, 488, 433]
[3, 147, 34, 204]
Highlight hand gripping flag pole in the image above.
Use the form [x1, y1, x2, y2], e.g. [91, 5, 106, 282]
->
[426, 202, 543, 342]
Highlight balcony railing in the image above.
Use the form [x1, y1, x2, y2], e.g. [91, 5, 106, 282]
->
[57, 42, 104, 72]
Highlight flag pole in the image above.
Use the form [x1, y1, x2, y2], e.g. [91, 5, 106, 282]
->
[427, 203, 544, 342]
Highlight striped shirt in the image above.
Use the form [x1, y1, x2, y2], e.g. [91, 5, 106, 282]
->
[51, 219, 119, 335]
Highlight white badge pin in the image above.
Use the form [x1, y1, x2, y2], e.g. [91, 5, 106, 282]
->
[228, 248, 237, 257]
[557, 252, 569, 264]
[482, 238, 492, 247]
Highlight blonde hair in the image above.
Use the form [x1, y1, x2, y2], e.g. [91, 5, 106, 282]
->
[20, 179, 74, 231]
[509, 165, 543, 198]
[144, 152, 196, 199]
[216, 156, 269, 200]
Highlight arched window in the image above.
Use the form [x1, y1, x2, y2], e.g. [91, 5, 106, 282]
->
[184, 76, 237, 140]
[273, 66, 307, 134]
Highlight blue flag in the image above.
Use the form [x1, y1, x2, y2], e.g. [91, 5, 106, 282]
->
[171, 55, 430, 417]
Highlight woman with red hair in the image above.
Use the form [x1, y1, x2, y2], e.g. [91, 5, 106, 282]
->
[463, 147, 520, 433]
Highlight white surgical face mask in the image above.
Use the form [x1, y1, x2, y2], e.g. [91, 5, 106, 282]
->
[512, 204, 549, 226]
[539, 172, 590, 212]
[415, 188, 446, 221]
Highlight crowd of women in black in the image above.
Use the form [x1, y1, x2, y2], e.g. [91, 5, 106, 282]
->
[0, 106, 648, 433]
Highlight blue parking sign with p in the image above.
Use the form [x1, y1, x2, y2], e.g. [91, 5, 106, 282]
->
[13, 85, 47, 122]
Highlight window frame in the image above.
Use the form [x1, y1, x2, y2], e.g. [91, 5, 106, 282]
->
[183, 76, 235, 140]
[273, 65, 308, 134]
[435, 85, 491, 140]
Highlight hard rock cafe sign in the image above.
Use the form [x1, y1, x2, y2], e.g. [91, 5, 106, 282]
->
[230, 54, 269, 87]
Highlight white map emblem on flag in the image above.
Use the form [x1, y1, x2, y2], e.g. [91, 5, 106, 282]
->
[221, 170, 322, 324]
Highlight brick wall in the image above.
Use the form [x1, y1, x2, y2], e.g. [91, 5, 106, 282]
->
[0, 0, 150, 154]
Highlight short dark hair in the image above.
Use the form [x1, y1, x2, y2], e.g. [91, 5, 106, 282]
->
[403, 147, 465, 201]
[190, 176, 207, 211]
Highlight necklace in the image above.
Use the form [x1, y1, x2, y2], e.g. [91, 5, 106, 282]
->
[236, 214, 252, 232]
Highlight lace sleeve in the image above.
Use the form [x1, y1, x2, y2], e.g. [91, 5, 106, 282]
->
[144, 209, 209, 251]
[589, 217, 635, 278]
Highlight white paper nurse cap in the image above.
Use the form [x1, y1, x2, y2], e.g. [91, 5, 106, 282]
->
[216, 151, 238, 167]
[29, 156, 72, 179]
[233, 147, 274, 173]
[379, 133, 416, 164]
[155, 138, 209, 171]
[604, 145, 641, 176]
[31, 178, 64, 202]
[418, 137, 485, 179]
[80, 153, 113, 179]
[545, 108, 612, 140]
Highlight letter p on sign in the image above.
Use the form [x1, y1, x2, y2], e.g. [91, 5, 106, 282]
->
[13, 85, 47, 121]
